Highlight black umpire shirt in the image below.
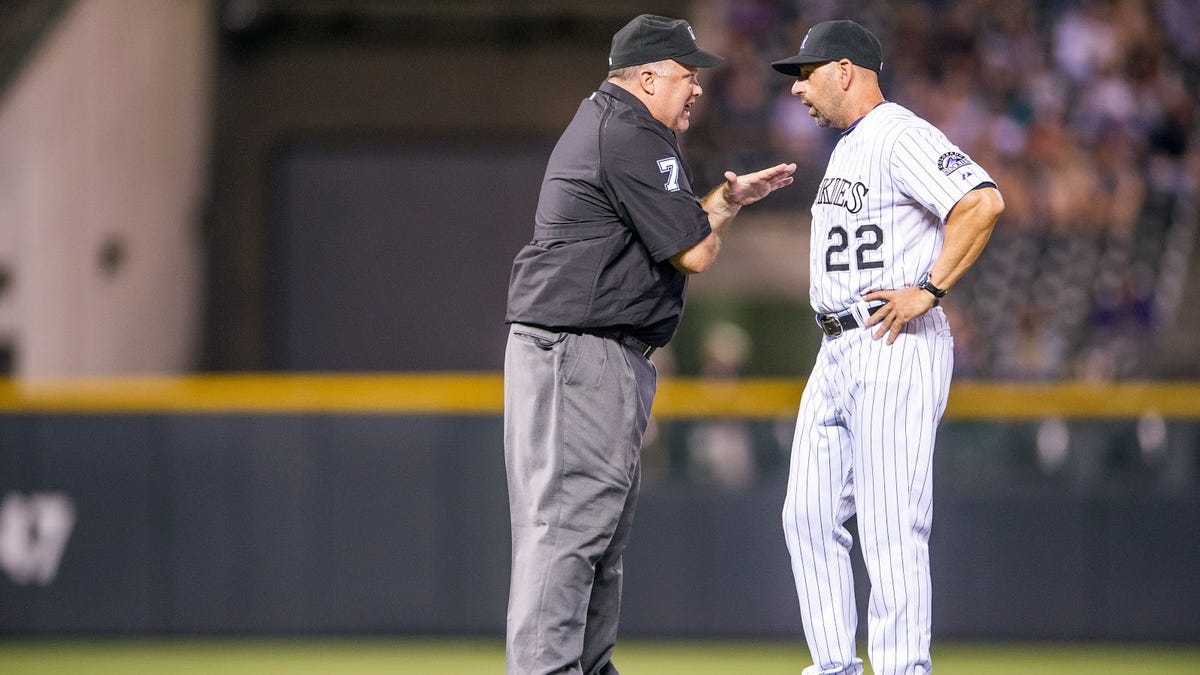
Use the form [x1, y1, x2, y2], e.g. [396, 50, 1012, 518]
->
[505, 80, 712, 347]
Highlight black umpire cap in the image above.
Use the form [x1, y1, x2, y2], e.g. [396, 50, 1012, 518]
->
[609, 14, 724, 70]
[771, 20, 883, 75]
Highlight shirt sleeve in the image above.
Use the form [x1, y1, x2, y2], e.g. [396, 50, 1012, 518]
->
[890, 126, 996, 222]
[601, 123, 712, 262]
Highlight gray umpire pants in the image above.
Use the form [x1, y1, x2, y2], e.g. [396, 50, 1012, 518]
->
[504, 323, 656, 675]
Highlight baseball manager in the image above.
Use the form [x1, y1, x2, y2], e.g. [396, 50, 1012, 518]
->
[771, 19, 1004, 675]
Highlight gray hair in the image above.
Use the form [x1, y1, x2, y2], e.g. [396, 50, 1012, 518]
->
[608, 59, 675, 83]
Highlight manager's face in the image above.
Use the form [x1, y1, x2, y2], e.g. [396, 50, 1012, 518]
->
[791, 60, 840, 129]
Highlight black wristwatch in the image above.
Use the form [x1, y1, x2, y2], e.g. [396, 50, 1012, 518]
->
[917, 272, 947, 298]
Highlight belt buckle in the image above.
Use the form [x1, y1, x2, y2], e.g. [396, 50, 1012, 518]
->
[619, 334, 655, 358]
[819, 313, 844, 338]
[632, 337, 655, 358]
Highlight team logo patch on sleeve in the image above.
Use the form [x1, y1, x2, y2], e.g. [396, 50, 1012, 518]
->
[937, 151, 973, 175]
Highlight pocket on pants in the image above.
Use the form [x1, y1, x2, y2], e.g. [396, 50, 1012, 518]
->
[511, 324, 567, 350]
[562, 333, 609, 389]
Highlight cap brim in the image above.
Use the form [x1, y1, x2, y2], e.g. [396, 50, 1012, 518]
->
[770, 54, 832, 76]
[675, 48, 724, 68]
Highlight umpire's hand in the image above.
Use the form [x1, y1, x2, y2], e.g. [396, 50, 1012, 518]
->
[722, 163, 797, 206]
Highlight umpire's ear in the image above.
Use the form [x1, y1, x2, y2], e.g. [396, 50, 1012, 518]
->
[639, 66, 658, 95]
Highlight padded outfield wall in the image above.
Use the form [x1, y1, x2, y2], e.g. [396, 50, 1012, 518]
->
[1, 376, 1197, 640]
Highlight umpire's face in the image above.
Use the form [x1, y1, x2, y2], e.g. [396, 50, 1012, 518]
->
[646, 61, 703, 133]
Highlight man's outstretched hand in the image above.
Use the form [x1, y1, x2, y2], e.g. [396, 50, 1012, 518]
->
[724, 163, 797, 206]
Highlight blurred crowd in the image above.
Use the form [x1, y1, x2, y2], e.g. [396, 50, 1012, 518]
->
[682, 0, 1200, 380]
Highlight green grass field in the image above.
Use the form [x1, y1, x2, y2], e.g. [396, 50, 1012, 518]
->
[1, 638, 1198, 674]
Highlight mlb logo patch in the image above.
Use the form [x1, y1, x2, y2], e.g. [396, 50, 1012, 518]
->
[937, 151, 973, 175]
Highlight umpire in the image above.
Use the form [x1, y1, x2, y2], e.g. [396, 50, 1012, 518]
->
[503, 13, 795, 675]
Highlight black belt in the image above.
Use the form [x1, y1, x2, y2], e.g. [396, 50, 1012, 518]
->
[575, 329, 656, 358]
[816, 305, 883, 338]
[612, 333, 657, 358]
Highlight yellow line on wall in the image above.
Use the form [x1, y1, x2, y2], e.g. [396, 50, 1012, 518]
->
[1, 375, 1199, 419]
[656, 380, 1200, 419]
[0, 374, 504, 414]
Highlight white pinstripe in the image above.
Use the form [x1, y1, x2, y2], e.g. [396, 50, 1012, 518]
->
[786, 102, 987, 675]
[807, 104, 990, 315]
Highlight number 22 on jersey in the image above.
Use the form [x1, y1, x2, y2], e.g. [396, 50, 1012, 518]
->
[825, 224, 885, 272]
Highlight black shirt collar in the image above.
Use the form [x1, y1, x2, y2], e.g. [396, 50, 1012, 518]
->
[598, 80, 673, 135]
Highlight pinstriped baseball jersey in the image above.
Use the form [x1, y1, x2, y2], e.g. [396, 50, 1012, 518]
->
[810, 102, 993, 314]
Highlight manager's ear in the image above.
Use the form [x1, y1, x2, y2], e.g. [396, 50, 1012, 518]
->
[836, 58, 855, 90]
